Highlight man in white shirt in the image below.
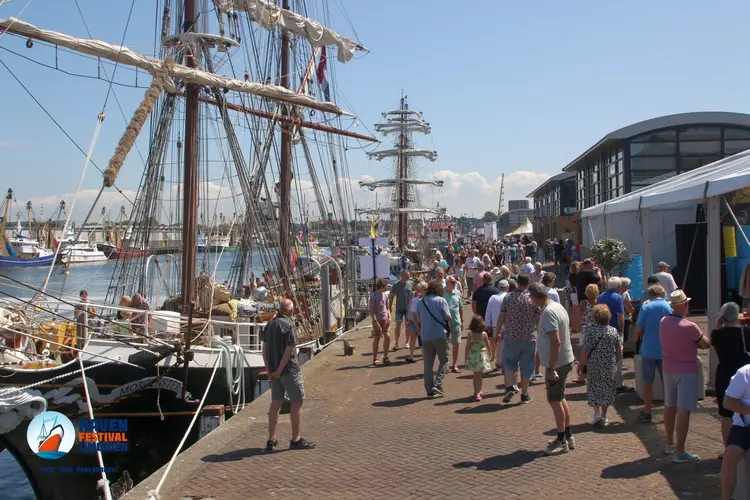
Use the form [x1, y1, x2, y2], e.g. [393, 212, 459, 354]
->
[485, 279, 509, 370]
[720, 365, 750, 499]
[463, 249, 481, 298]
[654, 261, 678, 296]
[542, 273, 560, 303]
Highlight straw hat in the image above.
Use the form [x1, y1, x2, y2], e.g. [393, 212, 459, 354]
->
[669, 289, 691, 306]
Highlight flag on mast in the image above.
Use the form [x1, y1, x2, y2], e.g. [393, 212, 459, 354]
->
[316, 46, 331, 102]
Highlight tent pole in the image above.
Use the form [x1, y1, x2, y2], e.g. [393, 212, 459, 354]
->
[640, 207, 652, 291]
[706, 195, 721, 391]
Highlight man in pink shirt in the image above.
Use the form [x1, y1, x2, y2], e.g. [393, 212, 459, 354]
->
[659, 289, 710, 463]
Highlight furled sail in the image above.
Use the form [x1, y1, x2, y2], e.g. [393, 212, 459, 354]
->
[0, 17, 343, 114]
[212, 0, 365, 63]
[367, 149, 438, 162]
[374, 120, 432, 136]
[359, 179, 444, 191]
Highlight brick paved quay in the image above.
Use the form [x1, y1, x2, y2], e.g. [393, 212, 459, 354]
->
[126, 304, 722, 500]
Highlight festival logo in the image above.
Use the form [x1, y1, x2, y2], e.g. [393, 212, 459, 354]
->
[26, 411, 76, 460]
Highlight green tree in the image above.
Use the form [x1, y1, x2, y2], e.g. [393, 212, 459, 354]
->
[482, 211, 498, 222]
[591, 237, 633, 277]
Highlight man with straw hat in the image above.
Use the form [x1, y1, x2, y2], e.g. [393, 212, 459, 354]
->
[659, 289, 710, 463]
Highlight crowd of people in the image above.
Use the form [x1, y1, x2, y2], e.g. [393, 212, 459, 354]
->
[257, 234, 750, 497]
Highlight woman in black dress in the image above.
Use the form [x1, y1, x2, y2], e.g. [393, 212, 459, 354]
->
[711, 302, 750, 447]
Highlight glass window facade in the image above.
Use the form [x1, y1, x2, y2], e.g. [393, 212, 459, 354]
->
[572, 122, 750, 210]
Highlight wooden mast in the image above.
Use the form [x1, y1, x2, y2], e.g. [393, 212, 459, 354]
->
[397, 96, 408, 251]
[180, 0, 199, 311]
[278, 0, 292, 291]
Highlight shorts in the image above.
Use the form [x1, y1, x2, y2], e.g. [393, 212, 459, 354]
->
[546, 362, 573, 402]
[502, 340, 536, 379]
[372, 319, 390, 338]
[663, 372, 698, 411]
[641, 357, 663, 385]
[449, 326, 461, 345]
[727, 425, 750, 450]
[717, 382, 733, 418]
[408, 320, 418, 335]
[395, 309, 408, 322]
[271, 371, 305, 402]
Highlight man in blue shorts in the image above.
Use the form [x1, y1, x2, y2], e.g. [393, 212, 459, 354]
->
[389, 270, 413, 350]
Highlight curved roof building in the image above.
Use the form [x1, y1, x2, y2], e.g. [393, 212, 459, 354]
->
[559, 111, 750, 211]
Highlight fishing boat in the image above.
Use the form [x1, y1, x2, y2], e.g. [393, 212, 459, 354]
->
[0, 1, 374, 498]
[0, 190, 55, 268]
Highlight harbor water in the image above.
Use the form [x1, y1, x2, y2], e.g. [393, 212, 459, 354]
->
[0, 248, 271, 498]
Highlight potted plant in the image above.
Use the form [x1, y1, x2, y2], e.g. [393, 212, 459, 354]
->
[590, 237, 632, 278]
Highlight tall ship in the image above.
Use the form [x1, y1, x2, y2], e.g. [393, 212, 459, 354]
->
[358, 96, 444, 261]
[0, 1, 373, 498]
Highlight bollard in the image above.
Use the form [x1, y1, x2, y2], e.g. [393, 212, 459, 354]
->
[198, 405, 225, 439]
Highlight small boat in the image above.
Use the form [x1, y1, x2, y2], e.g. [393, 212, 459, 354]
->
[197, 233, 230, 252]
[97, 242, 150, 260]
[0, 192, 56, 268]
[57, 228, 108, 264]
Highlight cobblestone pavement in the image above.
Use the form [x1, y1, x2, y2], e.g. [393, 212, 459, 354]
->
[151, 305, 722, 500]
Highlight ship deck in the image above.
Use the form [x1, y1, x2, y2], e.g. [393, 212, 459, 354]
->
[124, 302, 721, 500]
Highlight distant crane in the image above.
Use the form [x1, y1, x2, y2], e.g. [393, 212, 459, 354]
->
[497, 173, 505, 217]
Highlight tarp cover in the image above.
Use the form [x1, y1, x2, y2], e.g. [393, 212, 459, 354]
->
[581, 149, 750, 217]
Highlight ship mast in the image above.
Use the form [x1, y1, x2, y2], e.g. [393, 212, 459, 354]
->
[278, 0, 292, 292]
[497, 173, 505, 217]
[180, 0, 199, 311]
[397, 96, 408, 251]
[359, 96, 443, 251]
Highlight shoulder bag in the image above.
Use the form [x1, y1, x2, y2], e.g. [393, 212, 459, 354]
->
[420, 298, 451, 339]
[581, 327, 606, 375]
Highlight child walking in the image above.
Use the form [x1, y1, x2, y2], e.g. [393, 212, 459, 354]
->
[464, 315, 492, 401]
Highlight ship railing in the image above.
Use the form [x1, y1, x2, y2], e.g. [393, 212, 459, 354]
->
[204, 317, 264, 352]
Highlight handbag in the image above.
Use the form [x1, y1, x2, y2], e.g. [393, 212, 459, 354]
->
[581, 329, 606, 375]
[420, 298, 451, 339]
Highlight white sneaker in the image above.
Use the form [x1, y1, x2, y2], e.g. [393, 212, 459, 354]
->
[546, 436, 574, 449]
[664, 444, 676, 454]
[592, 412, 602, 425]
[544, 439, 569, 456]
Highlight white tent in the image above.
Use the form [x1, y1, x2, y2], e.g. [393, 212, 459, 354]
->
[580, 149, 750, 387]
[510, 218, 534, 236]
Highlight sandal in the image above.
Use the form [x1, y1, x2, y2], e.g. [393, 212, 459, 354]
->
[450, 366, 460, 373]
[405, 357, 416, 363]
[372, 359, 381, 366]
[383, 358, 392, 366]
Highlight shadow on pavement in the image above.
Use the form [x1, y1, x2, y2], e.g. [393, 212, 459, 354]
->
[435, 393, 503, 406]
[611, 391, 723, 495]
[455, 402, 521, 414]
[374, 373, 423, 385]
[202, 447, 288, 462]
[542, 421, 629, 436]
[453, 449, 543, 471]
[372, 396, 430, 408]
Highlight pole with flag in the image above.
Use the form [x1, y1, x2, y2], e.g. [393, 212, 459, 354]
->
[316, 46, 331, 102]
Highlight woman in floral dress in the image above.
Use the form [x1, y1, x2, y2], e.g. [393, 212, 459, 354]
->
[578, 305, 622, 427]
[575, 283, 599, 382]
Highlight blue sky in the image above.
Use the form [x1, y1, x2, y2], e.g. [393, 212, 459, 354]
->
[2, 0, 750, 221]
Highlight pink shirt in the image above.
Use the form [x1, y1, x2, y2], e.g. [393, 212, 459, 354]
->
[659, 315, 702, 374]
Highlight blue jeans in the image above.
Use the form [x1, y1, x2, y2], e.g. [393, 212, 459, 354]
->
[422, 337, 449, 394]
